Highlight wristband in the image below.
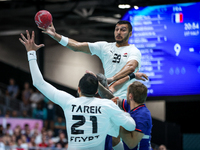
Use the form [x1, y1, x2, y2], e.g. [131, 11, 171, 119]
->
[128, 72, 135, 80]
[27, 51, 37, 61]
[59, 36, 69, 46]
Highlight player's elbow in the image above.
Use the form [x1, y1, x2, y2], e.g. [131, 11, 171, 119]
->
[129, 65, 135, 73]
[127, 142, 137, 149]
[33, 81, 39, 88]
[32, 78, 44, 89]
[126, 138, 138, 149]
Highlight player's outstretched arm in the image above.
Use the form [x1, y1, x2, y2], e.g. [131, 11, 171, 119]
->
[38, 23, 91, 54]
[109, 72, 148, 93]
[19, 30, 74, 107]
[119, 126, 144, 149]
[107, 59, 138, 84]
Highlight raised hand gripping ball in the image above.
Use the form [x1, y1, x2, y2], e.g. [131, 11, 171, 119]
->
[35, 10, 52, 29]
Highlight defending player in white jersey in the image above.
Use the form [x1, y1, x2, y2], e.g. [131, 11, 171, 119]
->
[38, 20, 141, 99]
[19, 30, 136, 150]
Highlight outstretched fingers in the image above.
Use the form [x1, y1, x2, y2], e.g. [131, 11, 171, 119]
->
[20, 33, 27, 42]
[143, 74, 148, 80]
[31, 31, 35, 42]
[26, 30, 30, 41]
[19, 37, 25, 45]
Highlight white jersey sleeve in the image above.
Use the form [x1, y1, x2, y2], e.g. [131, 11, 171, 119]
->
[88, 41, 108, 59]
[127, 45, 141, 69]
[28, 54, 75, 109]
[105, 100, 136, 137]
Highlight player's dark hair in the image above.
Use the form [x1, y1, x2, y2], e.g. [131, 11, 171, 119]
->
[116, 20, 132, 32]
[78, 73, 98, 97]
[128, 81, 147, 104]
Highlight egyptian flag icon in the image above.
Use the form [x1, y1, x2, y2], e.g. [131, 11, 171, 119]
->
[172, 13, 183, 23]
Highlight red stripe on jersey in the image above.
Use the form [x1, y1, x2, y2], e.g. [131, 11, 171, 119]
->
[133, 104, 145, 112]
[135, 128, 142, 132]
[122, 99, 127, 112]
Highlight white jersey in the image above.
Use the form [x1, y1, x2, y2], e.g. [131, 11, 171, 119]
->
[88, 42, 141, 99]
[28, 51, 136, 150]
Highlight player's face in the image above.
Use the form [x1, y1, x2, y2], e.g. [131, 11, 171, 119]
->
[114, 24, 131, 44]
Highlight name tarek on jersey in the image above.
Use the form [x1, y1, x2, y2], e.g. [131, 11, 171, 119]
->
[72, 105, 102, 114]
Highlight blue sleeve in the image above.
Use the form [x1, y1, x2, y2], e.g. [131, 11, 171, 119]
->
[133, 113, 150, 134]
[122, 99, 130, 112]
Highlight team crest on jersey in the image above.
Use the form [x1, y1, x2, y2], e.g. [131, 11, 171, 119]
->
[123, 53, 128, 57]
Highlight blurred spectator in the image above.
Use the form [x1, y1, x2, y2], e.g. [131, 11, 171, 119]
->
[4, 123, 13, 136]
[5, 110, 10, 118]
[8, 139, 17, 149]
[20, 110, 29, 118]
[38, 135, 48, 148]
[11, 135, 17, 144]
[44, 97, 56, 130]
[21, 124, 31, 142]
[21, 134, 28, 149]
[54, 117, 66, 136]
[32, 102, 47, 121]
[47, 138, 55, 149]
[11, 110, 18, 118]
[16, 138, 27, 150]
[3, 134, 11, 146]
[55, 131, 68, 148]
[21, 124, 30, 135]
[20, 100, 31, 117]
[33, 130, 42, 145]
[30, 122, 41, 137]
[21, 82, 33, 103]
[28, 136, 37, 150]
[30, 89, 44, 109]
[13, 125, 22, 142]
[33, 126, 47, 145]
[0, 135, 5, 149]
[0, 125, 4, 137]
[6, 78, 20, 99]
[46, 129, 54, 141]
[158, 144, 167, 150]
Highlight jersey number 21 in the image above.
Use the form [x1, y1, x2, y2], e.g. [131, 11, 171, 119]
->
[71, 115, 97, 134]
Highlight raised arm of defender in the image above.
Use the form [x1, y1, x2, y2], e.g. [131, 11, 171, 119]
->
[39, 23, 91, 54]
[19, 30, 75, 107]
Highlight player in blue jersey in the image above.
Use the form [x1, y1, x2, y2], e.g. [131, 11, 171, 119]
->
[118, 81, 152, 150]
[96, 73, 152, 150]
[88, 71, 149, 150]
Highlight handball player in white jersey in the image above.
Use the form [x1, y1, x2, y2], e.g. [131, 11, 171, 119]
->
[38, 20, 141, 99]
[19, 30, 136, 150]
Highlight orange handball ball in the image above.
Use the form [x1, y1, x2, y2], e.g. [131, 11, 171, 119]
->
[35, 10, 52, 29]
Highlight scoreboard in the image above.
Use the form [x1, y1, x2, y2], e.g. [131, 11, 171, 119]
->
[122, 2, 200, 96]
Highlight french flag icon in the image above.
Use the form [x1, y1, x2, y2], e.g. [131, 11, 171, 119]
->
[172, 13, 183, 23]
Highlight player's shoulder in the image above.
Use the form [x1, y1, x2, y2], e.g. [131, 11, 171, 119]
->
[129, 44, 140, 51]
[98, 98, 117, 106]
[133, 105, 151, 119]
[93, 41, 108, 45]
